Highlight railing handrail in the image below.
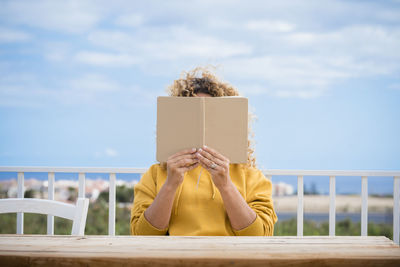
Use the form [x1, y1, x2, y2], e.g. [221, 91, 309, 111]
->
[0, 166, 399, 245]
[263, 169, 400, 176]
[1, 166, 399, 177]
[0, 166, 147, 174]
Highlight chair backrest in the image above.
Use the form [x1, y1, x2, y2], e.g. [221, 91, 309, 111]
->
[0, 198, 89, 235]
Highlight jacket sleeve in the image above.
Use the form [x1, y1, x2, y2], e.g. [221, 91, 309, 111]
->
[233, 168, 278, 236]
[130, 165, 168, 235]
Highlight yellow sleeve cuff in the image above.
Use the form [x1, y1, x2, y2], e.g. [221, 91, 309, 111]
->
[233, 215, 265, 236]
[135, 213, 168, 235]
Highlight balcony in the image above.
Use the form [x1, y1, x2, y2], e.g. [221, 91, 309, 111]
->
[0, 166, 398, 241]
[1, 166, 400, 266]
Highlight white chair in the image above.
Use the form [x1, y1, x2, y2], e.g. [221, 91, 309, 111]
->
[0, 198, 89, 235]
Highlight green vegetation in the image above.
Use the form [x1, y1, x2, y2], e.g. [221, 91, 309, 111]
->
[0, 210, 393, 239]
[273, 218, 393, 239]
[0, 185, 134, 235]
[24, 189, 35, 198]
[97, 185, 134, 204]
[0, 203, 130, 235]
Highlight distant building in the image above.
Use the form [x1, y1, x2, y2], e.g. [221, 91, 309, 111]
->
[1, 178, 139, 203]
[272, 182, 294, 196]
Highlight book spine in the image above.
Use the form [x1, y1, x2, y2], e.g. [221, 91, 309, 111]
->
[200, 97, 205, 147]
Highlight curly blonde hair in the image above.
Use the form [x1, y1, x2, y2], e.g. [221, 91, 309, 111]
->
[165, 67, 257, 168]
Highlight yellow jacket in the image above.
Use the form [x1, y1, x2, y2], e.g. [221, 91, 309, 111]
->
[130, 164, 277, 236]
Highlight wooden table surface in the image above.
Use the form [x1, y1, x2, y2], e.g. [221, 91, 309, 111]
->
[1, 235, 399, 266]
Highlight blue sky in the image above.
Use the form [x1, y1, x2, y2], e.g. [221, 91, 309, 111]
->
[0, 0, 399, 174]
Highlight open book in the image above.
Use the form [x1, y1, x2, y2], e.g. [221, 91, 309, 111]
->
[157, 96, 248, 163]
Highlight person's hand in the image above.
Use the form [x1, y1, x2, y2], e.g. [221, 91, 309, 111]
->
[166, 148, 199, 188]
[196, 146, 231, 190]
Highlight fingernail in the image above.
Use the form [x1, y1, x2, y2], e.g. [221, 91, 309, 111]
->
[198, 148, 202, 152]
[192, 148, 196, 152]
[203, 145, 207, 149]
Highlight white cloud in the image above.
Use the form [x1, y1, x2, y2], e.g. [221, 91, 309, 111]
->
[115, 13, 144, 28]
[274, 88, 327, 99]
[75, 51, 137, 67]
[105, 148, 118, 157]
[284, 32, 318, 44]
[219, 23, 400, 98]
[375, 9, 400, 23]
[0, 72, 123, 107]
[1, 0, 399, 101]
[43, 42, 71, 62]
[221, 54, 370, 99]
[87, 27, 252, 60]
[79, 12, 400, 98]
[0, 27, 31, 43]
[388, 83, 400, 90]
[0, 70, 161, 108]
[245, 20, 296, 33]
[154, 29, 252, 59]
[87, 30, 134, 52]
[1, 0, 102, 33]
[0, 72, 46, 107]
[205, 18, 296, 33]
[94, 148, 119, 158]
[69, 73, 119, 93]
[285, 26, 400, 62]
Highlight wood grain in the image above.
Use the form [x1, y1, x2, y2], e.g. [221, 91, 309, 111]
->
[0, 235, 399, 266]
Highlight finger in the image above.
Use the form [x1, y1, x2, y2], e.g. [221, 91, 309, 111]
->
[197, 152, 220, 171]
[169, 153, 198, 165]
[171, 157, 199, 168]
[203, 146, 228, 162]
[197, 156, 212, 171]
[180, 162, 200, 173]
[197, 148, 224, 166]
[168, 148, 197, 161]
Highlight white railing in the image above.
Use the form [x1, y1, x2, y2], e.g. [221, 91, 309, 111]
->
[264, 170, 400, 244]
[0, 167, 146, 236]
[0, 167, 399, 244]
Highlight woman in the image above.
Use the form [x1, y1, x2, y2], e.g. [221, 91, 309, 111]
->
[130, 67, 277, 236]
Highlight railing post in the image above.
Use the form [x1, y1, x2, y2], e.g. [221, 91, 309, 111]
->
[297, 175, 304, 237]
[17, 172, 24, 234]
[361, 176, 368, 236]
[47, 172, 55, 235]
[109, 173, 116, 236]
[329, 176, 336, 236]
[394, 176, 400, 245]
[78, 173, 85, 198]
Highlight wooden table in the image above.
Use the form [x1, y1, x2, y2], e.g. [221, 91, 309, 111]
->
[1, 235, 399, 266]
